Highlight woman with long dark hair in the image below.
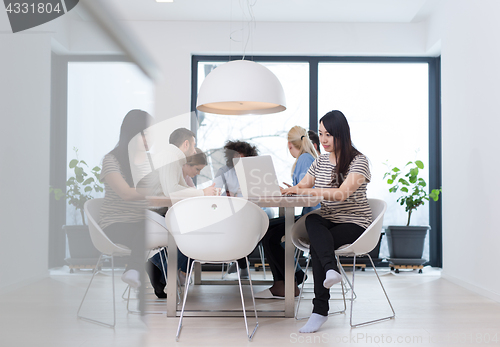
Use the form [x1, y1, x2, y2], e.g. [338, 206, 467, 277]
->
[281, 110, 372, 333]
[99, 109, 154, 289]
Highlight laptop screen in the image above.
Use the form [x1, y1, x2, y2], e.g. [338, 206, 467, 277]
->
[233, 155, 282, 198]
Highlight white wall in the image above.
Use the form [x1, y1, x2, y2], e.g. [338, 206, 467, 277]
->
[0, 33, 52, 291]
[438, 0, 500, 301]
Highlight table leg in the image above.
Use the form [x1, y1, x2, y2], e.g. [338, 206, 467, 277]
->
[284, 207, 295, 318]
[167, 232, 177, 317]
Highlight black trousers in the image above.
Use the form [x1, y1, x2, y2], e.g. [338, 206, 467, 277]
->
[103, 220, 145, 272]
[305, 214, 365, 316]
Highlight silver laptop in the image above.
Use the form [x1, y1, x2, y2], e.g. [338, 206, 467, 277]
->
[233, 155, 282, 198]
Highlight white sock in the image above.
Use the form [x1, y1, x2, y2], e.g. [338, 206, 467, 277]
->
[323, 269, 342, 289]
[299, 313, 328, 333]
[121, 269, 141, 289]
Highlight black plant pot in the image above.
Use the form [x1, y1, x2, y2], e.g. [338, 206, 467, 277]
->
[63, 225, 100, 271]
[386, 225, 429, 259]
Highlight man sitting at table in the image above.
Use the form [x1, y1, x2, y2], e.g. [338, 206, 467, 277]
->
[145, 128, 217, 298]
[156, 128, 217, 199]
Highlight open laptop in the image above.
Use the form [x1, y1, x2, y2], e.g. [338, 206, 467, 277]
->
[233, 155, 282, 198]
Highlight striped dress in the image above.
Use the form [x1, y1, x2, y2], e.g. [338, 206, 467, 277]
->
[307, 154, 372, 229]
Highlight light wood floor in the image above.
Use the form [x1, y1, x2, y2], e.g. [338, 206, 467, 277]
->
[1, 266, 499, 347]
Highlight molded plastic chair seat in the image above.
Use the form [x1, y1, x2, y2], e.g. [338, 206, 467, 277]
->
[165, 196, 269, 341]
[291, 199, 395, 327]
[78, 198, 131, 328]
[145, 209, 169, 250]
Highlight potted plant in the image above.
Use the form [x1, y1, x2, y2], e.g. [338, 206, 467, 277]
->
[50, 148, 104, 271]
[383, 160, 441, 270]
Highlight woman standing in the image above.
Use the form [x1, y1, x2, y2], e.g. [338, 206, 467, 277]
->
[256, 126, 319, 299]
[281, 110, 372, 333]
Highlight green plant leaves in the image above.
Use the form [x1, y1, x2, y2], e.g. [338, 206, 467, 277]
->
[429, 188, 441, 201]
[49, 147, 105, 219]
[384, 159, 442, 225]
[83, 177, 94, 185]
[398, 178, 409, 186]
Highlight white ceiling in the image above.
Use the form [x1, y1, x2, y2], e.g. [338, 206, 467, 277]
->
[87, 0, 435, 23]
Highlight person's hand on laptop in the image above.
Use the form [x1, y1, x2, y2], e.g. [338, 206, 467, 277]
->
[281, 183, 299, 196]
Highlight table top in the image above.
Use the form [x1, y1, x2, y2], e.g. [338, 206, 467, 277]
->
[146, 195, 323, 208]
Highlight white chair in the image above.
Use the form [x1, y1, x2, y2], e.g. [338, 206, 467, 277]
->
[165, 196, 269, 341]
[291, 199, 395, 327]
[77, 198, 131, 328]
[335, 198, 395, 327]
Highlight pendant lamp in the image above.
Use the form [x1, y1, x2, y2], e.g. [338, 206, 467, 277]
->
[196, 60, 286, 115]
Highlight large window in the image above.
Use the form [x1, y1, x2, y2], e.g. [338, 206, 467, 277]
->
[66, 61, 155, 225]
[318, 62, 430, 259]
[192, 56, 441, 265]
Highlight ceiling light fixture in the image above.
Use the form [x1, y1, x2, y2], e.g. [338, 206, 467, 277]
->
[196, 0, 286, 115]
[196, 60, 286, 115]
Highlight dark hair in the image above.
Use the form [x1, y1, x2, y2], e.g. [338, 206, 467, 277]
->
[186, 148, 207, 166]
[224, 140, 258, 167]
[169, 128, 195, 148]
[307, 130, 321, 154]
[108, 109, 153, 187]
[320, 110, 361, 186]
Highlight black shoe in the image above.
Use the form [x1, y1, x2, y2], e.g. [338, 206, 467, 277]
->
[146, 260, 167, 299]
[295, 270, 308, 285]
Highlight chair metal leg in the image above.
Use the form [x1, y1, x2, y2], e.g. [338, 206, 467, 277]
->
[338, 258, 357, 300]
[237, 260, 259, 341]
[294, 253, 311, 320]
[257, 243, 267, 279]
[176, 260, 196, 341]
[220, 262, 225, 279]
[122, 285, 129, 300]
[295, 254, 347, 320]
[77, 254, 116, 328]
[349, 254, 395, 328]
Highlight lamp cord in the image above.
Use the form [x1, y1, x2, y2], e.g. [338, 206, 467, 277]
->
[229, 0, 256, 61]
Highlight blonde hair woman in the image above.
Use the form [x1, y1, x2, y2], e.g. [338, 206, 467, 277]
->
[286, 126, 319, 213]
[255, 126, 320, 299]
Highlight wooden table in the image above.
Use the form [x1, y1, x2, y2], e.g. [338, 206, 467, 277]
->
[147, 195, 323, 318]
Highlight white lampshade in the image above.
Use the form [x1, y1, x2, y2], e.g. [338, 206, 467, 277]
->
[196, 60, 286, 115]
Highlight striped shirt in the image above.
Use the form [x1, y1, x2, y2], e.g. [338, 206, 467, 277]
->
[99, 154, 148, 230]
[307, 153, 372, 229]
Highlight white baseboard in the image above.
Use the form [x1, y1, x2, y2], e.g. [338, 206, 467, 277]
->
[0, 273, 49, 295]
[442, 271, 500, 303]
